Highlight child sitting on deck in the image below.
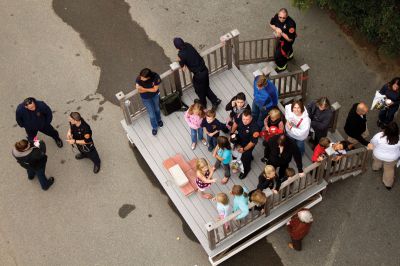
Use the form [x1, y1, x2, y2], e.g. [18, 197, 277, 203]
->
[214, 193, 230, 230]
[201, 109, 226, 152]
[195, 158, 216, 199]
[184, 102, 207, 150]
[311, 137, 331, 162]
[231, 185, 249, 220]
[212, 136, 232, 184]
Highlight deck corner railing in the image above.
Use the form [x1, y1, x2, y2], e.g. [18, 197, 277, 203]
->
[115, 30, 240, 125]
[205, 161, 325, 250]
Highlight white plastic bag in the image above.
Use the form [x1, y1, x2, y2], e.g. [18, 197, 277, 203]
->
[371, 91, 386, 110]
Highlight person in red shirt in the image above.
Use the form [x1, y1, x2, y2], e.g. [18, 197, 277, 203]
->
[287, 208, 313, 251]
[311, 137, 331, 162]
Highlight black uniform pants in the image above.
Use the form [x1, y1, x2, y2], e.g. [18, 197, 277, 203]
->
[241, 147, 255, 176]
[313, 129, 328, 145]
[275, 40, 294, 69]
[193, 69, 218, 108]
[78, 146, 101, 166]
[26, 124, 60, 142]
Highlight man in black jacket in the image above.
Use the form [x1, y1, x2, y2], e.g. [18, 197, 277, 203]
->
[12, 139, 54, 191]
[344, 102, 370, 147]
[173, 37, 221, 110]
[16, 97, 63, 147]
[261, 134, 304, 178]
[307, 97, 333, 144]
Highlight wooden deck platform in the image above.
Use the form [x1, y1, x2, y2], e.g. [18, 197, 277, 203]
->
[120, 65, 341, 256]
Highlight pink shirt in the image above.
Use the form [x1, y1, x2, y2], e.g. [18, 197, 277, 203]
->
[184, 111, 204, 129]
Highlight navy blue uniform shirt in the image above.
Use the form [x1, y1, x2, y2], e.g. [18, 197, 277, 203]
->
[178, 43, 207, 73]
[136, 72, 161, 99]
[16, 100, 53, 130]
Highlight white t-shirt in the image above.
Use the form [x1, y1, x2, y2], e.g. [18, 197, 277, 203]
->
[370, 132, 400, 162]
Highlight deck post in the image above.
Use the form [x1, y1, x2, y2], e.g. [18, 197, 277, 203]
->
[300, 64, 310, 101]
[206, 222, 216, 250]
[230, 29, 240, 69]
[330, 102, 341, 133]
[170, 62, 183, 96]
[221, 32, 233, 70]
[115, 91, 132, 125]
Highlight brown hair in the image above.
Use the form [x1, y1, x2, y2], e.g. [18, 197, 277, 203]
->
[216, 193, 229, 205]
[256, 75, 267, 88]
[232, 185, 248, 197]
[291, 100, 305, 113]
[250, 190, 267, 206]
[188, 102, 205, 117]
[285, 168, 296, 178]
[15, 139, 29, 152]
[205, 109, 216, 118]
[316, 97, 331, 109]
[319, 137, 331, 148]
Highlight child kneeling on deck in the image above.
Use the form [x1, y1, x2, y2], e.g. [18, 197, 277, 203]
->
[256, 165, 282, 194]
[231, 185, 249, 220]
[311, 137, 331, 162]
[212, 136, 232, 184]
[195, 158, 216, 199]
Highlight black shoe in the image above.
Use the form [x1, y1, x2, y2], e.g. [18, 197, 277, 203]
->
[158, 121, 164, 128]
[275, 67, 287, 73]
[261, 157, 268, 163]
[239, 173, 247, 180]
[28, 175, 35, 180]
[385, 186, 392, 190]
[43, 177, 54, 191]
[55, 138, 63, 148]
[93, 164, 101, 174]
[152, 129, 158, 136]
[211, 99, 222, 111]
[75, 153, 85, 160]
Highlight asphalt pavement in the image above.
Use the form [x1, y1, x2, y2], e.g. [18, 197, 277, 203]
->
[1, 0, 400, 265]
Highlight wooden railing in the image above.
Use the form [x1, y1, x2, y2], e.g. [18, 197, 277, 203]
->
[205, 161, 325, 250]
[236, 36, 276, 66]
[323, 147, 371, 181]
[115, 30, 238, 125]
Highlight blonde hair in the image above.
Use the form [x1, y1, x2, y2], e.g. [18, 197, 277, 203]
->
[256, 75, 267, 88]
[195, 158, 209, 175]
[216, 193, 229, 205]
[250, 190, 267, 206]
[264, 165, 276, 178]
[188, 102, 205, 117]
[268, 108, 281, 121]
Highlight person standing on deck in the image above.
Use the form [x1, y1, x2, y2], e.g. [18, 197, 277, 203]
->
[269, 8, 297, 72]
[173, 37, 221, 110]
[136, 68, 164, 136]
[252, 74, 278, 129]
[231, 109, 260, 180]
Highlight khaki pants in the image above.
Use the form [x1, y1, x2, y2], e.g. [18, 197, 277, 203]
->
[372, 155, 397, 187]
[347, 127, 369, 146]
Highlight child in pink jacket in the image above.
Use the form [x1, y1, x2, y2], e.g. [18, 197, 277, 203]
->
[184, 102, 207, 150]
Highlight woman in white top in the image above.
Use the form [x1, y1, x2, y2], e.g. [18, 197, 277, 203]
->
[285, 100, 311, 156]
[370, 122, 400, 190]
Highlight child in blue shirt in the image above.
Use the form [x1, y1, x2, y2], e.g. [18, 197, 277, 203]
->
[231, 185, 249, 220]
[213, 136, 232, 184]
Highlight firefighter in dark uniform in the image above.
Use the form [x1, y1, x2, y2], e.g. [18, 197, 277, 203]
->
[269, 8, 297, 72]
[231, 109, 260, 180]
[173, 37, 221, 110]
[66, 112, 101, 173]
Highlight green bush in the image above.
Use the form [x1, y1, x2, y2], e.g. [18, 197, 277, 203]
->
[292, 0, 400, 56]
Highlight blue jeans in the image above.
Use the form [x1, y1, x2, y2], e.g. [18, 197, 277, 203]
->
[207, 135, 218, 151]
[251, 102, 268, 130]
[27, 168, 52, 190]
[141, 94, 161, 130]
[191, 128, 204, 143]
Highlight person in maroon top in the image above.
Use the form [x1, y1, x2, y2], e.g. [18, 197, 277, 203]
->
[287, 208, 313, 251]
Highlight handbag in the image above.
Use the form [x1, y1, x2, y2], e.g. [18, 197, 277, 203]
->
[159, 91, 188, 116]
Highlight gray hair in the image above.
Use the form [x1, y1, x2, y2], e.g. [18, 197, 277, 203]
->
[298, 210, 313, 223]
